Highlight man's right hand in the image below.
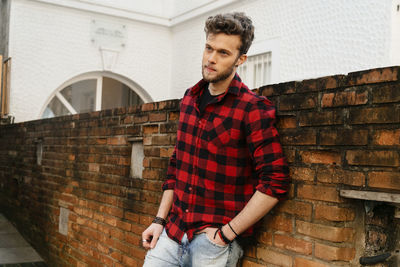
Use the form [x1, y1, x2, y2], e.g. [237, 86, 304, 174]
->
[142, 223, 164, 249]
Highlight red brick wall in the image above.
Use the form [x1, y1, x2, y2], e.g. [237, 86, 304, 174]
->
[0, 66, 399, 267]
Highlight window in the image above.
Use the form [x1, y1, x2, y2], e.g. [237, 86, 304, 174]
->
[237, 52, 272, 89]
[42, 75, 145, 119]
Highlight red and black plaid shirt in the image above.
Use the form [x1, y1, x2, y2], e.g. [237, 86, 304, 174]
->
[162, 74, 290, 244]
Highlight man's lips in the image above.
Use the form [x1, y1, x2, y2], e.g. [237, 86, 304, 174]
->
[205, 66, 216, 72]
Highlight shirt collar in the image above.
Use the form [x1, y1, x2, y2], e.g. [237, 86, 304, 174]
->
[189, 73, 243, 97]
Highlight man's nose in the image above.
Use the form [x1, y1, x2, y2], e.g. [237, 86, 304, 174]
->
[208, 51, 217, 64]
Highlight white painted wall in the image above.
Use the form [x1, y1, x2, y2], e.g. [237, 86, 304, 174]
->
[9, 0, 172, 122]
[391, 0, 400, 65]
[6, 0, 397, 122]
[169, 0, 393, 99]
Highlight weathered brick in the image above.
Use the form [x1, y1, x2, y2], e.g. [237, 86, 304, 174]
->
[143, 124, 159, 134]
[257, 248, 293, 267]
[133, 114, 149, 124]
[348, 67, 399, 85]
[299, 150, 341, 165]
[290, 167, 315, 182]
[279, 93, 317, 111]
[346, 150, 399, 167]
[297, 184, 341, 203]
[320, 129, 368, 146]
[321, 88, 368, 108]
[315, 204, 355, 221]
[283, 147, 295, 163]
[294, 257, 330, 267]
[242, 259, 266, 267]
[141, 103, 155, 111]
[281, 130, 316, 145]
[372, 83, 400, 104]
[372, 129, 400, 146]
[296, 221, 354, 242]
[369, 171, 400, 190]
[264, 214, 293, 233]
[299, 110, 343, 126]
[160, 122, 178, 133]
[107, 136, 127, 145]
[277, 116, 297, 129]
[276, 200, 313, 220]
[316, 166, 365, 186]
[168, 111, 179, 121]
[256, 231, 272, 246]
[149, 112, 167, 122]
[160, 147, 174, 158]
[315, 243, 355, 261]
[349, 106, 400, 124]
[274, 234, 312, 255]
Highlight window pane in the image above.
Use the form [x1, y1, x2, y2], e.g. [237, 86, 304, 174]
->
[102, 77, 144, 110]
[60, 79, 97, 113]
[42, 96, 71, 118]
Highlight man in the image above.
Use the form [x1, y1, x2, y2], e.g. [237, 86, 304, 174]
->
[142, 12, 289, 267]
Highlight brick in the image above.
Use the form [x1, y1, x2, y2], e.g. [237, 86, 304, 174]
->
[256, 231, 272, 246]
[290, 167, 315, 181]
[297, 184, 341, 203]
[144, 147, 160, 157]
[320, 129, 368, 146]
[168, 111, 179, 121]
[160, 122, 178, 133]
[321, 88, 368, 108]
[299, 150, 341, 165]
[316, 166, 365, 186]
[277, 116, 297, 129]
[296, 78, 318, 92]
[143, 124, 159, 134]
[276, 200, 313, 219]
[346, 150, 399, 167]
[242, 259, 266, 267]
[158, 100, 179, 110]
[264, 214, 293, 233]
[122, 255, 138, 267]
[149, 112, 167, 122]
[141, 103, 155, 111]
[88, 163, 100, 172]
[369, 171, 400, 190]
[299, 110, 343, 126]
[133, 114, 149, 124]
[107, 136, 127, 145]
[257, 248, 292, 267]
[160, 147, 174, 158]
[152, 135, 171, 145]
[315, 204, 355, 221]
[315, 243, 355, 261]
[348, 67, 399, 85]
[372, 129, 400, 146]
[372, 83, 400, 103]
[274, 234, 312, 255]
[142, 169, 166, 180]
[294, 257, 330, 267]
[296, 221, 354, 242]
[279, 93, 317, 111]
[281, 130, 316, 145]
[349, 106, 400, 124]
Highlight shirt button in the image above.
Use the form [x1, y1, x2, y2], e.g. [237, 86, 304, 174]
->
[189, 187, 192, 191]
[185, 209, 189, 213]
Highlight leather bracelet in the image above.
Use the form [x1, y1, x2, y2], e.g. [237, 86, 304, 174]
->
[218, 226, 232, 244]
[152, 216, 166, 226]
[228, 222, 239, 237]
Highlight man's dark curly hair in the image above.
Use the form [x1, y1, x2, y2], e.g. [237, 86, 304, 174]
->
[204, 12, 254, 55]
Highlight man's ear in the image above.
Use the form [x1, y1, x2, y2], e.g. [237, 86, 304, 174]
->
[235, 54, 247, 67]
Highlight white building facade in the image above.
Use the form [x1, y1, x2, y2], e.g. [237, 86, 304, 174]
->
[1, 0, 399, 122]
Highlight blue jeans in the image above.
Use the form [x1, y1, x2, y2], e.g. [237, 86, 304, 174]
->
[143, 229, 243, 267]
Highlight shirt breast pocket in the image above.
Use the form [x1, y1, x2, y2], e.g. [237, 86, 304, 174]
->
[205, 116, 241, 147]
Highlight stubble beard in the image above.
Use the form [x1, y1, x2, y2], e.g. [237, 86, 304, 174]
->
[202, 61, 237, 84]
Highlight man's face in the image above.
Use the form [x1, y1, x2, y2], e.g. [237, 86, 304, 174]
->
[202, 33, 245, 83]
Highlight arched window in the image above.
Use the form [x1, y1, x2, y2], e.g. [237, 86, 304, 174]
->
[41, 73, 150, 118]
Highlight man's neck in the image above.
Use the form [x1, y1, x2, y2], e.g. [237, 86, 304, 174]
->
[208, 73, 235, 96]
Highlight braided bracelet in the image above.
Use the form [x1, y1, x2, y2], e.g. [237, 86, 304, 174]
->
[152, 216, 167, 226]
[218, 226, 232, 244]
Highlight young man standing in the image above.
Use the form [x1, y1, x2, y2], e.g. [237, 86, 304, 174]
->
[142, 12, 290, 267]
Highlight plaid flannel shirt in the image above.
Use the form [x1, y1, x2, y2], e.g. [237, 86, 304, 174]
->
[162, 74, 290, 244]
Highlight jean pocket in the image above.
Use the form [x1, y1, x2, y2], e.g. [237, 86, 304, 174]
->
[202, 232, 229, 249]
